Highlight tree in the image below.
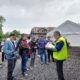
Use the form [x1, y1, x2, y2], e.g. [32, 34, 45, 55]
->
[12, 30, 20, 37]
[0, 16, 5, 24]
[3, 32, 10, 39]
[0, 16, 6, 41]
[3, 30, 21, 39]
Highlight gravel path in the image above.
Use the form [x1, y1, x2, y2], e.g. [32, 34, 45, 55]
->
[0, 47, 80, 80]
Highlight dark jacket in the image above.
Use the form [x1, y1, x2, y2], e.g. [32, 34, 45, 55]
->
[19, 40, 30, 56]
[29, 40, 36, 52]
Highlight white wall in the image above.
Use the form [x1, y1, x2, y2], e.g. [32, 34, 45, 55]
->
[65, 34, 80, 47]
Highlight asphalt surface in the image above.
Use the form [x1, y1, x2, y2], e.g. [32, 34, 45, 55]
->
[0, 47, 80, 80]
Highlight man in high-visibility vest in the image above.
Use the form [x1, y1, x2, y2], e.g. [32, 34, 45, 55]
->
[46, 31, 68, 80]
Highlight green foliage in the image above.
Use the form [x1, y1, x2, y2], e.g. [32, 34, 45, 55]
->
[3, 30, 21, 39]
[12, 30, 20, 37]
[0, 27, 3, 40]
[0, 16, 5, 24]
[0, 16, 6, 41]
[3, 32, 10, 39]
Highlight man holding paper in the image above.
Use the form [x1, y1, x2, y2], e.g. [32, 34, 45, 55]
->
[46, 31, 68, 80]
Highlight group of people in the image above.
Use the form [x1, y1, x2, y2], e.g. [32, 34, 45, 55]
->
[0, 30, 68, 80]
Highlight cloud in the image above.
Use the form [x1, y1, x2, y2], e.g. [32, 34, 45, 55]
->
[0, 0, 80, 33]
[66, 1, 80, 16]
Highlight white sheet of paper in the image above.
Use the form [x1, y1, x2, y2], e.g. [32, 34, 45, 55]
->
[46, 42, 55, 48]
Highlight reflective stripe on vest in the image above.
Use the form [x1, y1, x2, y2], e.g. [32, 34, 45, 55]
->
[53, 36, 68, 60]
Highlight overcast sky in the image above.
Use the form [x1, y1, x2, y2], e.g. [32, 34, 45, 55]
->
[0, 0, 80, 33]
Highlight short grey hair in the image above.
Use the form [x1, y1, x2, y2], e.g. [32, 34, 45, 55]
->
[54, 31, 61, 36]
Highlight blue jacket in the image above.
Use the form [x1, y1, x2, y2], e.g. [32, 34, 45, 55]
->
[56, 41, 64, 51]
[38, 39, 47, 49]
[3, 39, 19, 60]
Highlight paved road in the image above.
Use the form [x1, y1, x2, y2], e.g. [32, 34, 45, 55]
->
[0, 47, 80, 80]
[0, 52, 2, 64]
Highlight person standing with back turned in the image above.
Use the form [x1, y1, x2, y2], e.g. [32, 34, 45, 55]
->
[46, 31, 68, 80]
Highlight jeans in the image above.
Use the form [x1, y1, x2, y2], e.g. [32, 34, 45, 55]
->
[7, 58, 16, 80]
[21, 51, 28, 75]
[37, 48, 41, 55]
[55, 60, 65, 80]
[30, 51, 36, 67]
[39, 49, 47, 64]
[2, 52, 5, 62]
[47, 50, 54, 62]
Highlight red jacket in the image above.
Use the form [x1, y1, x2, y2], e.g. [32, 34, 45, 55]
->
[20, 39, 31, 55]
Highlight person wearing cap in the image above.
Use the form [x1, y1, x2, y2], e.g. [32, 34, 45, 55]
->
[3, 33, 18, 80]
[46, 31, 68, 80]
[37, 34, 47, 65]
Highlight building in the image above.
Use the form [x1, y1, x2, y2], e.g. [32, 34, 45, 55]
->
[30, 27, 55, 39]
[47, 20, 80, 47]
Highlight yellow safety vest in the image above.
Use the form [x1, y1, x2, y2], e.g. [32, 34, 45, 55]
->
[53, 36, 68, 60]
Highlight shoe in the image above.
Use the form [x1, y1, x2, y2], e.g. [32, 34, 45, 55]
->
[22, 72, 28, 77]
[12, 76, 16, 80]
[40, 62, 44, 65]
[27, 68, 29, 71]
[0, 65, 2, 68]
[23, 73, 28, 77]
[30, 67, 33, 70]
[0, 62, 2, 65]
[25, 73, 28, 77]
[45, 63, 49, 65]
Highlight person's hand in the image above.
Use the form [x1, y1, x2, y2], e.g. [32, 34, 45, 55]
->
[11, 51, 16, 57]
[45, 45, 51, 49]
[12, 51, 16, 55]
[34, 46, 37, 49]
